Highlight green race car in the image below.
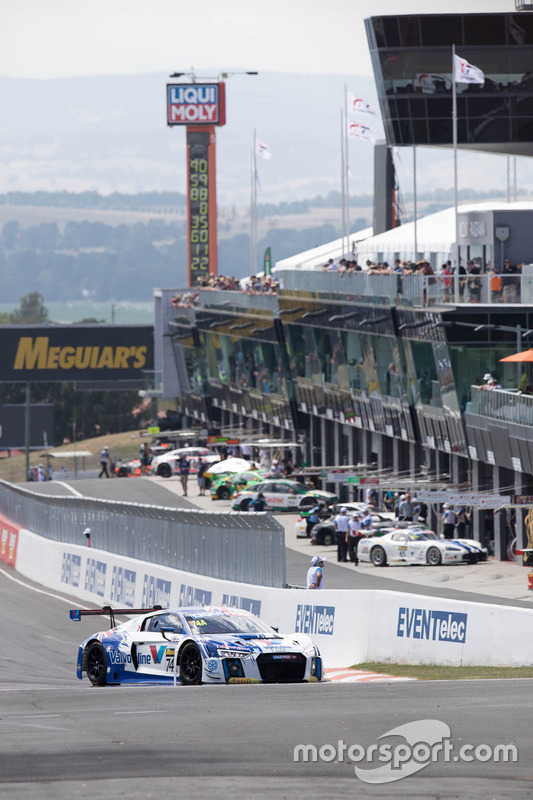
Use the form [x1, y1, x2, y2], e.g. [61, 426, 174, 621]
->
[210, 470, 267, 500]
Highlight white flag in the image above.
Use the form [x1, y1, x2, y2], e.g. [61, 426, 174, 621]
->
[415, 73, 451, 95]
[256, 139, 272, 160]
[347, 92, 376, 116]
[347, 120, 376, 144]
[454, 54, 485, 85]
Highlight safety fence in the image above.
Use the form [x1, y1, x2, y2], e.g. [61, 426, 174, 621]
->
[0, 480, 286, 588]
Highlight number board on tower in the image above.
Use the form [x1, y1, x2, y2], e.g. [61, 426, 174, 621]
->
[187, 130, 213, 283]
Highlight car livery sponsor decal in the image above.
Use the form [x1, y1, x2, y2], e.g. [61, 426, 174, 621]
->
[85, 558, 107, 597]
[397, 607, 468, 643]
[222, 594, 262, 616]
[179, 584, 212, 606]
[61, 552, 81, 587]
[143, 576, 171, 608]
[295, 604, 336, 636]
[110, 567, 136, 607]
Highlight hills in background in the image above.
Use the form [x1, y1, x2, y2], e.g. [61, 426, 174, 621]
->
[2, 71, 531, 205]
[1, 70, 532, 300]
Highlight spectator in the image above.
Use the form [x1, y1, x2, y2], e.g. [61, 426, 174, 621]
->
[250, 491, 266, 511]
[455, 506, 466, 538]
[397, 492, 413, 521]
[306, 501, 324, 538]
[139, 442, 150, 476]
[502, 259, 518, 303]
[197, 458, 208, 496]
[178, 455, 190, 496]
[442, 504, 457, 539]
[307, 556, 324, 589]
[334, 507, 350, 562]
[98, 446, 110, 479]
[467, 261, 482, 303]
[478, 373, 494, 390]
[346, 512, 365, 565]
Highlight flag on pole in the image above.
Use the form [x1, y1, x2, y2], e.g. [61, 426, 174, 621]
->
[453, 54, 485, 85]
[347, 120, 376, 143]
[256, 139, 272, 159]
[347, 92, 377, 116]
[263, 247, 272, 276]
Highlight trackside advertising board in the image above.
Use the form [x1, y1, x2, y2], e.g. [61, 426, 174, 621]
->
[167, 83, 226, 126]
[0, 325, 154, 383]
[0, 514, 19, 567]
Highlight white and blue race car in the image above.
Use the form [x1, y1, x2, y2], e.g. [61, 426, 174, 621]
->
[71, 605, 323, 686]
[358, 529, 489, 567]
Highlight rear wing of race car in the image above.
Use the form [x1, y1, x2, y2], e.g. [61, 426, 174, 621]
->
[70, 605, 163, 628]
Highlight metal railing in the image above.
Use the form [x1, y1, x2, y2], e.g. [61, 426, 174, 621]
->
[468, 385, 533, 425]
[0, 480, 286, 588]
[276, 269, 533, 308]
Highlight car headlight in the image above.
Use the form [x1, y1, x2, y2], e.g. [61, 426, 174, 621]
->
[217, 648, 252, 659]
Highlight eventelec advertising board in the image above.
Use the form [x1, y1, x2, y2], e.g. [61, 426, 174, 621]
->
[0, 325, 154, 383]
[166, 83, 226, 126]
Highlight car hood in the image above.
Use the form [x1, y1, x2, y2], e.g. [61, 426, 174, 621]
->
[199, 633, 309, 654]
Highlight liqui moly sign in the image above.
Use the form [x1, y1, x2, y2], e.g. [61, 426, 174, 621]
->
[167, 83, 226, 126]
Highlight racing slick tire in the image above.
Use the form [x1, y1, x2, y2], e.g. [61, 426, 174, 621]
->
[427, 546, 442, 566]
[370, 545, 387, 567]
[85, 641, 108, 686]
[179, 643, 203, 685]
[239, 499, 251, 511]
[218, 487, 230, 500]
[157, 463, 172, 479]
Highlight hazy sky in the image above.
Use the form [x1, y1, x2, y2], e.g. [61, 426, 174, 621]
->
[2, 0, 514, 80]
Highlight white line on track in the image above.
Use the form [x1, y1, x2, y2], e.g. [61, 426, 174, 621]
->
[0, 565, 91, 608]
[114, 710, 168, 715]
[54, 481, 83, 497]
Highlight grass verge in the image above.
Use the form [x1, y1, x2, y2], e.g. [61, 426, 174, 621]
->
[353, 662, 533, 681]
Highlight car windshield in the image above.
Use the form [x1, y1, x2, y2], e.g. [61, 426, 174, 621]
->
[185, 612, 280, 638]
[409, 532, 439, 541]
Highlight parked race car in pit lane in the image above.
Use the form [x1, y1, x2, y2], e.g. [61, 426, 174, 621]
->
[231, 479, 337, 512]
[71, 605, 323, 686]
[210, 470, 268, 500]
[358, 529, 489, 567]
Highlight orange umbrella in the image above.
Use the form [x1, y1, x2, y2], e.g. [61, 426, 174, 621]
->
[500, 349, 533, 363]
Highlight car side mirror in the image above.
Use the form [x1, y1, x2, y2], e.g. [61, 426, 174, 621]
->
[271, 626, 279, 633]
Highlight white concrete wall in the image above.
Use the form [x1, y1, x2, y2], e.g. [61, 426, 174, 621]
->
[15, 528, 533, 668]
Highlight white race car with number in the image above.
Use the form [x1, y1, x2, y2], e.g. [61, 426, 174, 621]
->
[358, 529, 489, 567]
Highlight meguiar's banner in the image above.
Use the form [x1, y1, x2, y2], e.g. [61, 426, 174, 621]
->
[0, 325, 154, 383]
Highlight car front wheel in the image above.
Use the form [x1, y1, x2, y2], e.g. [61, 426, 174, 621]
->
[85, 642, 108, 686]
[179, 643, 202, 685]
[427, 546, 442, 566]
[321, 529, 335, 547]
[158, 463, 172, 478]
[218, 487, 230, 500]
[370, 546, 387, 567]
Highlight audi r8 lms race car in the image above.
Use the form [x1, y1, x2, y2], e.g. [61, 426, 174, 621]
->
[358, 529, 489, 567]
[231, 479, 337, 512]
[71, 606, 323, 686]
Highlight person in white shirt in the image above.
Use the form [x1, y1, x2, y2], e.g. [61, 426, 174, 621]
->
[347, 513, 364, 565]
[306, 556, 324, 589]
[335, 507, 350, 562]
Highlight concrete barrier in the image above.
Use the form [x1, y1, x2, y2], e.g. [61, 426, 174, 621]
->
[12, 525, 533, 668]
